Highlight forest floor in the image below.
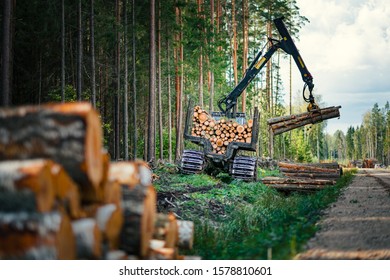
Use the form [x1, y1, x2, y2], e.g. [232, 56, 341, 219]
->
[296, 168, 390, 260]
[153, 163, 356, 259]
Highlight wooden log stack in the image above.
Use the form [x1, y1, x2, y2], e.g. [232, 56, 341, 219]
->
[191, 106, 253, 154]
[267, 106, 341, 136]
[261, 161, 342, 192]
[0, 102, 196, 260]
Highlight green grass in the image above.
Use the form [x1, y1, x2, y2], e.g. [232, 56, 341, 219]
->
[154, 164, 357, 260]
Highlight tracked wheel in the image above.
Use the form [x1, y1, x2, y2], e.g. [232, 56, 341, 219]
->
[229, 156, 258, 181]
[180, 150, 205, 174]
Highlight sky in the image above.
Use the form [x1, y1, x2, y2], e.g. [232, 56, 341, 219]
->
[279, 0, 390, 134]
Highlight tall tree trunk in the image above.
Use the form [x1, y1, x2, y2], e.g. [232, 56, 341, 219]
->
[77, 0, 83, 101]
[1, 0, 14, 106]
[132, 0, 137, 159]
[241, 0, 248, 113]
[232, 0, 238, 86]
[114, 0, 121, 160]
[61, 0, 65, 102]
[90, 0, 96, 107]
[266, 19, 272, 112]
[157, 0, 163, 161]
[167, 36, 172, 162]
[197, 0, 204, 108]
[209, 0, 214, 112]
[174, 4, 183, 162]
[147, 0, 156, 165]
[123, 0, 129, 160]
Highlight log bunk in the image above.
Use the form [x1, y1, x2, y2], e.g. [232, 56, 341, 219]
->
[0, 102, 196, 260]
[262, 161, 343, 192]
[191, 106, 254, 155]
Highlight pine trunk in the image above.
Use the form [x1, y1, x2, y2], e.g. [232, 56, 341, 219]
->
[77, 0, 83, 101]
[132, 0, 138, 159]
[147, 0, 156, 165]
[123, 0, 129, 160]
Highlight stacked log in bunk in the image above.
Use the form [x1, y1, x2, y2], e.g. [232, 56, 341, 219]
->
[0, 102, 195, 260]
[267, 106, 341, 135]
[262, 161, 342, 192]
[191, 106, 253, 154]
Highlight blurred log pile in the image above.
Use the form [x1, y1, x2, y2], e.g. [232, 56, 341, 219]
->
[0, 102, 196, 260]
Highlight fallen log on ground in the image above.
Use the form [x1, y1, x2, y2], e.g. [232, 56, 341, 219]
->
[0, 102, 104, 201]
[268, 106, 341, 135]
[262, 177, 337, 185]
[278, 161, 342, 179]
[261, 176, 337, 192]
[0, 159, 55, 213]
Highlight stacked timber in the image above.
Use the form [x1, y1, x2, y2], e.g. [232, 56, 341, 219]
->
[0, 102, 196, 260]
[262, 161, 342, 192]
[267, 106, 341, 135]
[191, 106, 253, 154]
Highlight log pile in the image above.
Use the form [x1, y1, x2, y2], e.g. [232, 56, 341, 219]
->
[262, 161, 342, 192]
[0, 102, 196, 260]
[191, 106, 253, 154]
[267, 106, 341, 136]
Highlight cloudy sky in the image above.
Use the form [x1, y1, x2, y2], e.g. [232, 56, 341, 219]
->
[279, 0, 390, 134]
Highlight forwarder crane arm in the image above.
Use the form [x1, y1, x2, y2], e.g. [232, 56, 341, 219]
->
[217, 17, 317, 118]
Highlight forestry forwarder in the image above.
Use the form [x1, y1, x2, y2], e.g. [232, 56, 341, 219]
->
[180, 17, 318, 181]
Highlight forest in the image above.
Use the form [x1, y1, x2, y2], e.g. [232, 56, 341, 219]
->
[1, 0, 389, 166]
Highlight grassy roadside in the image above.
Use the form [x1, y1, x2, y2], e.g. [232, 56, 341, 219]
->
[153, 164, 357, 259]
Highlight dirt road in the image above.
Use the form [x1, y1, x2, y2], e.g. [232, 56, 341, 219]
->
[296, 168, 390, 259]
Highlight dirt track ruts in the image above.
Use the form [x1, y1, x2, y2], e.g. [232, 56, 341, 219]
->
[296, 168, 390, 260]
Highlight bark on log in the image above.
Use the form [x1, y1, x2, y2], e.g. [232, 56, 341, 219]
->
[105, 250, 129, 260]
[0, 102, 104, 199]
[278, 162, 341, 174]
[82, 150, 111, 203]
[265, 184, 329, 192]
[268, 106, 341, 135]
[119, 184, 157, 258]
[282, 172, 341, 179]
[103, 180, 122, 207]
[149, 247, 175, 260]
[261, 177, 336, 185]
[95, 204, 123, 250]
[51, 163, 83, 219]
[154, 212, 178, 249]
[0, 211, 75, 259]
[0, 159, 55, 213]
[109, 160, 152, 188]
[72, 218, 102, 259]
[177, 220, 194, 250]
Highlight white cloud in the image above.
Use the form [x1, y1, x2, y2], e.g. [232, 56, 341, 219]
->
[279, 0, 390, 133]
